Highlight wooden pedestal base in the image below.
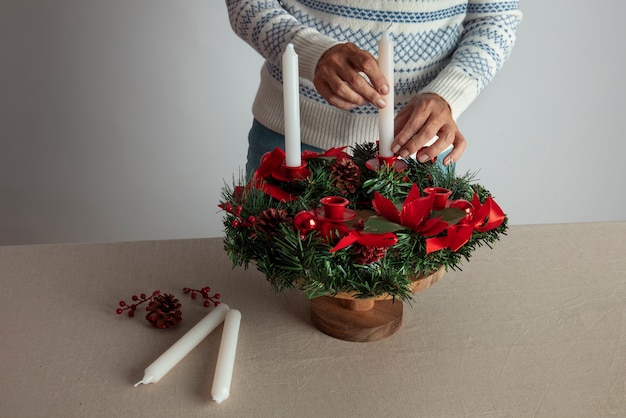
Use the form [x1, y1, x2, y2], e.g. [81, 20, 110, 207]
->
[310, 297, 403, 342]
[309, 269, 445, 342]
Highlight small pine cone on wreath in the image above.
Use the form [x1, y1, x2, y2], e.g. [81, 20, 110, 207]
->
[330, 159, 362, 195]
[352, 244, 388, 265]
[255, 208, 292, 235]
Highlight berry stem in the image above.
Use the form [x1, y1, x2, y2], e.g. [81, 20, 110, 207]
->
[116, 290, 160, 316]
[182, 286, 221, 307]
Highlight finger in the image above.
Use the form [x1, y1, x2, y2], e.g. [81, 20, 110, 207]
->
[333, 48, 387, 108]
[415, 125, 456, 162]
[318, 77, 365, 110]
[395, 116, 440, 158]
[356, 54, 390, 96]
[338, 69, 383, 108]
[442, 131, 467, 166]
[393, 107, 411, 138]
[392, 111, 430, 154]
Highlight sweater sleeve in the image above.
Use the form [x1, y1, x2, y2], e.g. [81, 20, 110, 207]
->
[420, 1, 523, 119]
[225, 0, 340, 82]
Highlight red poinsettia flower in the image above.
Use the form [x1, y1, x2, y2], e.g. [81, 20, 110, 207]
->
[372, 184, 450, 237]
[426, 192, 506, 253]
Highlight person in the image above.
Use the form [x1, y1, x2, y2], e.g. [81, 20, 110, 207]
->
[225, 1, 522, 175]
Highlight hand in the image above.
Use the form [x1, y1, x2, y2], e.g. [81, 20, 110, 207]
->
[392, 93, 466, 166]
[314, 43, 389, 110]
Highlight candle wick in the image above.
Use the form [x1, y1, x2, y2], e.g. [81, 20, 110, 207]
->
[134, 380, 144, 387]
[385, 22, 392, 32]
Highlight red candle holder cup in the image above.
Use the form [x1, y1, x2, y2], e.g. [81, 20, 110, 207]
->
[271, 162, 311, 182]
[423, 187, 452, 210]
[377, 154, 398, 167]
[365, 153, 407, 172]
[320, 196, 349, 219]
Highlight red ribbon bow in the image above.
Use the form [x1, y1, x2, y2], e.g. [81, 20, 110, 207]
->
[302, 147, 351, 162]
[252, 147, 351, 202]
[372, 184, 450, 237]
[330, 230, 398, 253]
[426, 193, 506, 253]
[252, 148, 297, 201]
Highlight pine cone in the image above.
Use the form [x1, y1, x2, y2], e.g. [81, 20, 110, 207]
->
[352, 244, 388, 265]
[255, 208, 292, 235]
[330, 159, 361, 194]
[145, 293, 182, 329]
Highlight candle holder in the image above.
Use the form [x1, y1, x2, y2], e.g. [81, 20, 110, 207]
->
[365, 154, 407, 172]
[315, 196, 357, 223]
[314, 197, 357, 253]
[423, 187, 452, 210]
[271, 162, 311, 182]
[318, 196, 356, 222]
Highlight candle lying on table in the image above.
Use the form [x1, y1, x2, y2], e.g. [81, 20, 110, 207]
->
[211, 308, 242, 404]
[134, 303, 230, 387]
[377, 27, 395, 158]
[282, 43, 302, 168]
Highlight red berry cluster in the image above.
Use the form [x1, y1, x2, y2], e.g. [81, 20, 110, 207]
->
[116, 290, 161, 317]
[182, 287, 221, 307]
[218, 203, 257, 231]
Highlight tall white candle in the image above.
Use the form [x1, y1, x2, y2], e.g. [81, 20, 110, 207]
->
[282, 43, 302, 167]
[378, 28, 395, 158]
[134, 303, 230, 387]
[211, 309, 242, 403]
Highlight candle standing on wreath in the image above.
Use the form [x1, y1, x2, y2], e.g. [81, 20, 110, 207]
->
[283, 43, 302, 167]
[377, 27, 394, 158]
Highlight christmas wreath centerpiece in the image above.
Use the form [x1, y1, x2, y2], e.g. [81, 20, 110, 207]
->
[219, 142, 507, 308]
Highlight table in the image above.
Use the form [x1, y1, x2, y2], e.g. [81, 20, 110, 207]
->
[1, 223, 625, 417]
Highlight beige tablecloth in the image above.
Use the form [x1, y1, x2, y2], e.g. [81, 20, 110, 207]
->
[1, 222, 625, 417]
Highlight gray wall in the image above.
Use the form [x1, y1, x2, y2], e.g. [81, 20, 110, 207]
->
[1, 1, 625, 245]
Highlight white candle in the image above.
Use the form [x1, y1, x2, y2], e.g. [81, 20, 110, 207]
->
[211, 308, 242, 403]
[378, 28, 395, 158]
[282, 43, 302, 167]
[134, 303, 230, 387]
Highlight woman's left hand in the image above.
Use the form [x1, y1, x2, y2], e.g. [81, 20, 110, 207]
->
[392, 93, 466, 166]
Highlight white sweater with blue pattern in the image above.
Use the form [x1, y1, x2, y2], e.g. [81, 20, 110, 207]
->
[226, 0, 522, 150]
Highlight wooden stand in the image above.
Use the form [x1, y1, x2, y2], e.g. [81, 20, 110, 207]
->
[309, 268, 446, 342]
[310, 297, 402, 342]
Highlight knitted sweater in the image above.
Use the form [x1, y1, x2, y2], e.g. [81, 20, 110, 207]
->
[226, 0, 522, 150]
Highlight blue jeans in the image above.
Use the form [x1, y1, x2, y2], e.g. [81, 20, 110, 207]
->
[246, 119, 454, 177]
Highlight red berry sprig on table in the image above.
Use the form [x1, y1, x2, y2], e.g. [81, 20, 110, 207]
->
[116, 285, 221, 329]
[182, 286, 221, 307]
[116, 290, 161, 318]
[116, 290, 183, 329]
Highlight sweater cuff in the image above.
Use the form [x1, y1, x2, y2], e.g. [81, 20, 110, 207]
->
[291, 28, 341, 82]
[420, 66, 479, 120]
